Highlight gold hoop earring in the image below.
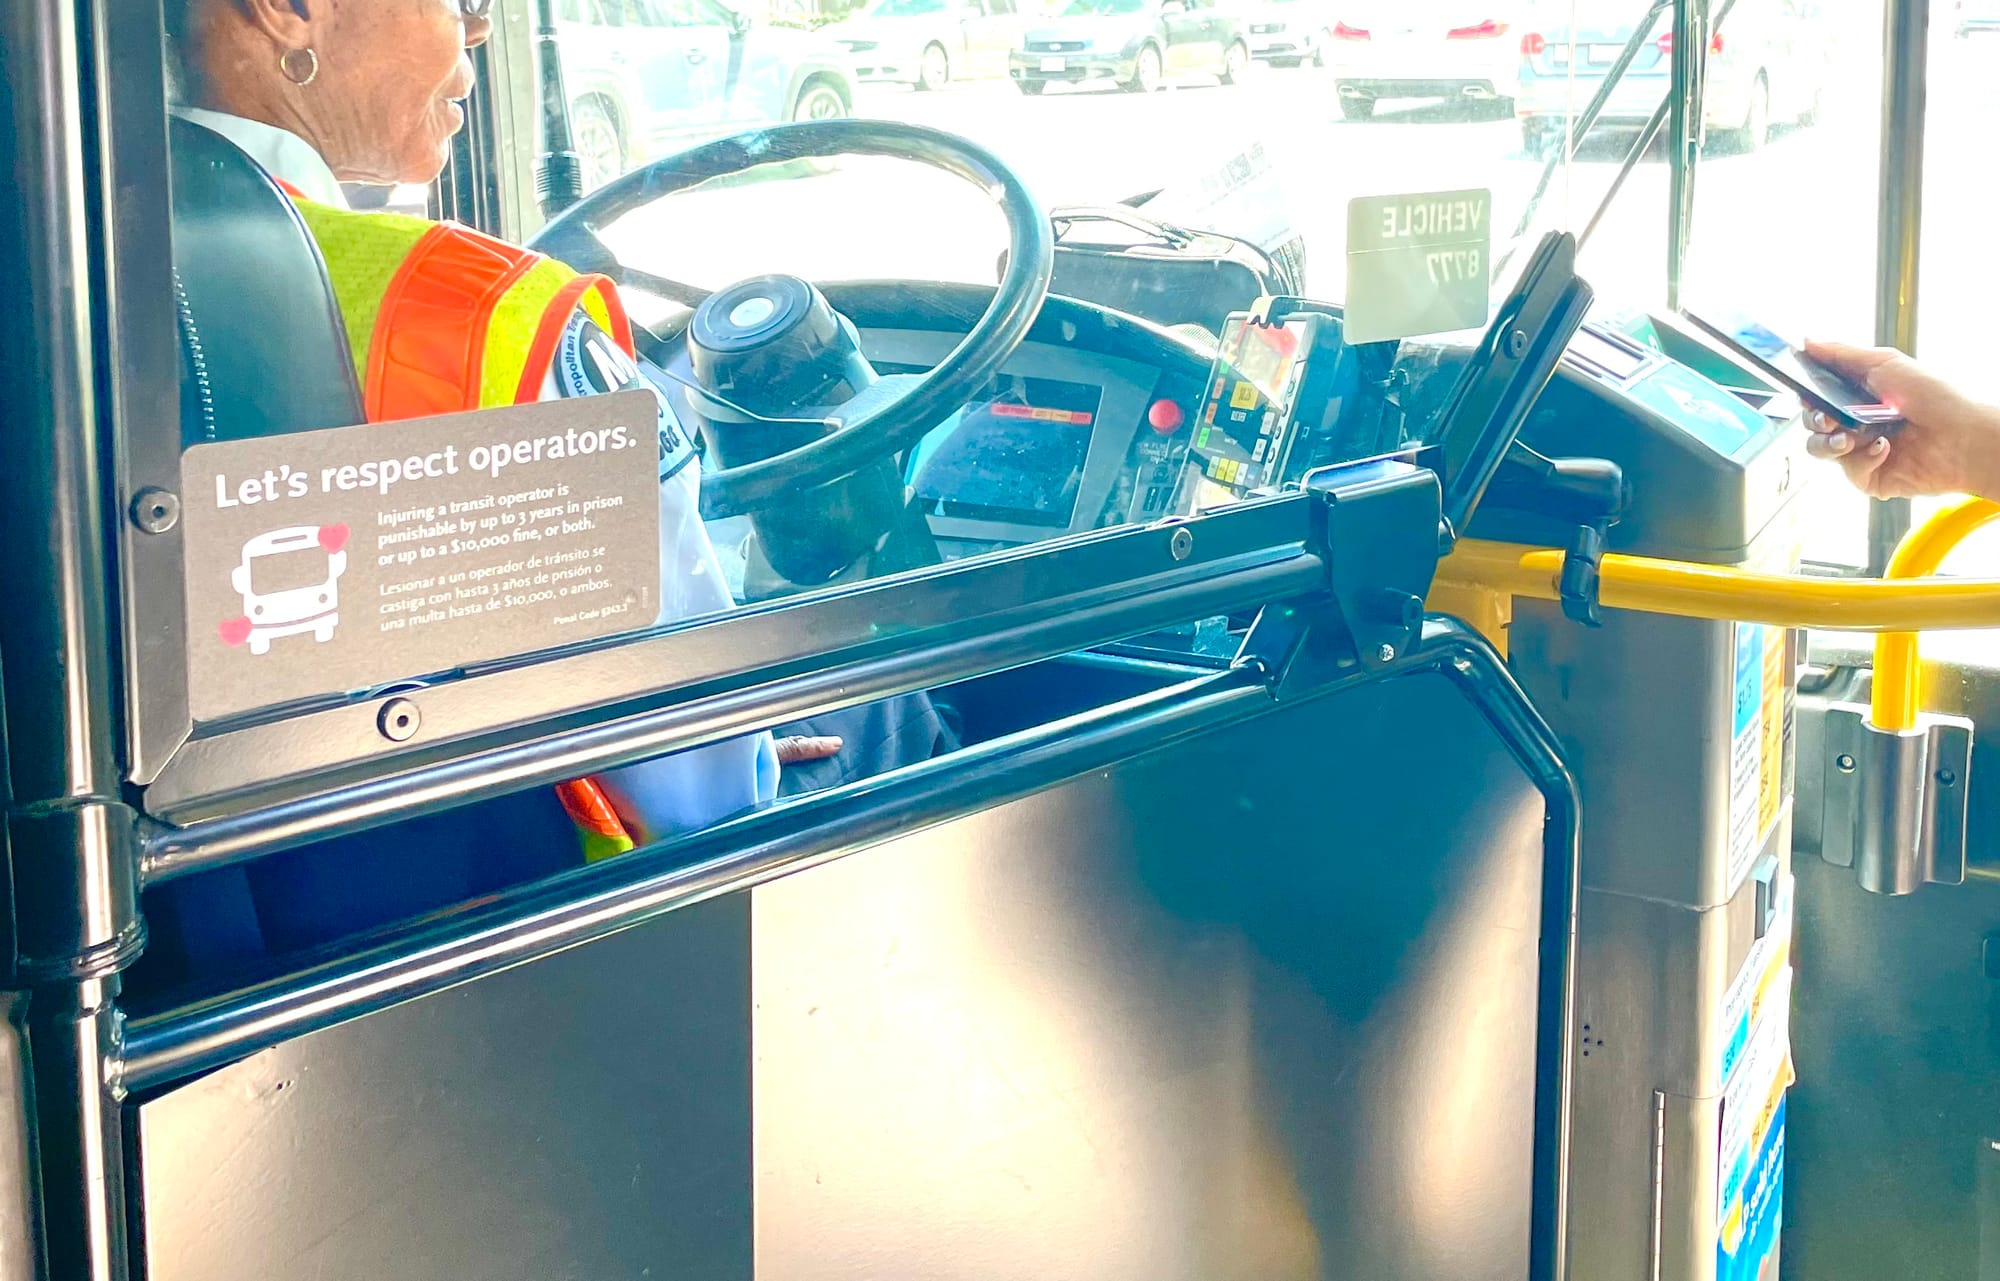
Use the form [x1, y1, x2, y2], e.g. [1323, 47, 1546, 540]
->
[279, 47, 319, 86]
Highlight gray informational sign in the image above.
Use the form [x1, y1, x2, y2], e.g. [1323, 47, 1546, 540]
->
[179, 391, 663, 723]
[1344, 189, 1492, 345]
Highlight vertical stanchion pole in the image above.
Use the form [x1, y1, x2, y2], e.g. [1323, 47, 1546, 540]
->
[1665, 0, 1709, 309]
[0, 0, 148, 1277]
[1868, 0, 1929, 575]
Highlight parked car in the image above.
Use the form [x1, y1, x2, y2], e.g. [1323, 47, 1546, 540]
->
[1008, 0, 1252, 94]
[1955, 0, 2000, 35]
[1325, 8, 1523, 119]
[828, 0, 1027, 89]
[1241, 0, 1332, 66]
[555, 0, 858, 191]
[1515, 0, 1829, 155]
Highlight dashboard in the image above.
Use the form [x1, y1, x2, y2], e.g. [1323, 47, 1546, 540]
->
[634, 274, 1812, 607]
[641, 284, 1227, 584]
[642, 279, 1674, 594]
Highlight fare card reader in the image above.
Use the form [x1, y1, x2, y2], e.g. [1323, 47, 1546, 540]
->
[1192, 306, 1324, 495]
[1188, 296, 1400, 503]
[1185, 291, 1444, 511]
[1461, 313, 1814, 1281]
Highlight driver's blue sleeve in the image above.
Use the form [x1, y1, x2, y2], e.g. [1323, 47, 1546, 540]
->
[550, 351, 782, 839]
[586, 447, 782, 836]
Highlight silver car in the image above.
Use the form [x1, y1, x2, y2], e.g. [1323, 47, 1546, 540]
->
[1241, 0, 1332, 66]
[828, 0, 1028, 90]
[1009, 0, 1252, 94]
[1325, 6, 1526, 119]
[555, 0, 858, 191]
[1515, 0, 1829, 155]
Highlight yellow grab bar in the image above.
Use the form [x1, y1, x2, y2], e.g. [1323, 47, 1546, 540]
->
[1871, 497, 2000, 731]
[1438, 537, 2000, 634]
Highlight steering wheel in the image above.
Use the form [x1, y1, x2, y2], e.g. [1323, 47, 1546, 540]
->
[529, 120, 1053, 518]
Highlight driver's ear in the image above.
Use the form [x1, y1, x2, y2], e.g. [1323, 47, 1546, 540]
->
[235, 0, 319, 52]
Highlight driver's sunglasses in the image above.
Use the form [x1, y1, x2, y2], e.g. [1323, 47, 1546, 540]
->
[459, 0, 495, 17]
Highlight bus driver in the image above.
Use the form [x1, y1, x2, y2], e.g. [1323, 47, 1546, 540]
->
[153, 0, 957, 972]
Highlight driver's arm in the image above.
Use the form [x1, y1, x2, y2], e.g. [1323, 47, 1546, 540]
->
[529, 308, 789, 843]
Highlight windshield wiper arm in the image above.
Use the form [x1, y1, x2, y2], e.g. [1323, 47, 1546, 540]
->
[1577, 0, 1742, 254]
[1498, 0, 1751, 280]
[1493, 0, 1672, 278]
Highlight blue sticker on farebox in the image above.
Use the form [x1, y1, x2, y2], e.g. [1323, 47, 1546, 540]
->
[1717, 1096, 1786, 1281]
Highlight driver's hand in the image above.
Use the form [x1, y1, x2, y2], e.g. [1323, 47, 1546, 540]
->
[1800, 339, 2000, 501]
[775, 734, 843, 766]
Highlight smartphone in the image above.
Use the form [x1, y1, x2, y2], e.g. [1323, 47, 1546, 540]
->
[1680, 308, 1902, 431]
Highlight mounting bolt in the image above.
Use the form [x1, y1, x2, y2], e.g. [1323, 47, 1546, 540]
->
[1507, 330, 1529, 358]
[130, 487, 180, 535]
[1377, 643, 1397, 663]
[1169, 527, 1194, 561]
[377, 697, 421, 743]
[1938, 768, 1958, 787]
[1836, 753, 1857, 773]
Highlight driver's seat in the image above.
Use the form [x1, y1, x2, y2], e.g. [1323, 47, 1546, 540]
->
[141, 119, 578, 995]
[168, 117, 363, 444]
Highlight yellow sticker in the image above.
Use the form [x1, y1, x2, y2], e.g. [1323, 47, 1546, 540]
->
[1721, 1200, 1745, 1254]
[1757, 626, 1786, 838]
[1230, 380, 1261, 410]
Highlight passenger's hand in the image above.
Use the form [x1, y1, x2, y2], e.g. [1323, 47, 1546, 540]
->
[1800, 339, 2000, 500]
[774, 735, 843, 766]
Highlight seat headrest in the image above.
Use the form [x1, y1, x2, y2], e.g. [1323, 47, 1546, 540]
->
[169, 117, 364, 446]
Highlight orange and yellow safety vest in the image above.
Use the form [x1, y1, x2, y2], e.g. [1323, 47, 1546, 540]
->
[289, 189, 643, 863]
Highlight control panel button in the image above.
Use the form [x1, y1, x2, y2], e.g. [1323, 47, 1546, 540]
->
[1147, 400, 1184, 435]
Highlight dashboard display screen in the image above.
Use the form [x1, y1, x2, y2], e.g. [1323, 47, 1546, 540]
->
[897, 370, 1103, 528]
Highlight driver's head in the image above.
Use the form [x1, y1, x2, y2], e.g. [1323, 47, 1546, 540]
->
[165, 0, 493, 185]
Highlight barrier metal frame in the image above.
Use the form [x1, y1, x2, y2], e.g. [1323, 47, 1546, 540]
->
[0, 0, 1941, 1275]
[0, 10, 1589, 1281]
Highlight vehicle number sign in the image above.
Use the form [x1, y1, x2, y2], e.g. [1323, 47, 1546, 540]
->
[1344, 189, 1492, 344]
[1041, 56, 1066, 71]
[178, 391, 663, 722]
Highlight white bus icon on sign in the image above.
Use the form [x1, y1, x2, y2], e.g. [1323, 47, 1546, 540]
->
[218, 523, 350, 655]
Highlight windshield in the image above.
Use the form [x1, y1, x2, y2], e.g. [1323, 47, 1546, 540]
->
[248, 0, 1902, 636]
[533, 0, 1888, 580]
[557, 0, 1857, 310]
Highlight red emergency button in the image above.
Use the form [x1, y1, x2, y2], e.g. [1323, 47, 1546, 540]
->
[1147, 399, 1184, 434]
